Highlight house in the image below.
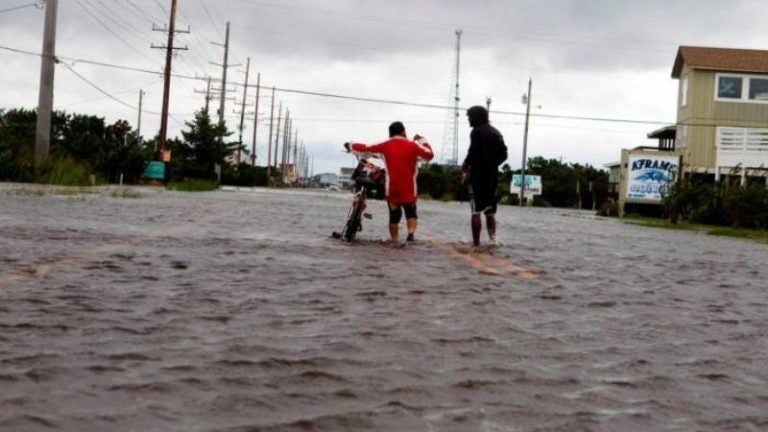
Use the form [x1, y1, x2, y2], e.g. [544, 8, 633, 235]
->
[672, 46, 768, 184]
[339, 167, 356, 189]
[312, 173, 339, 188]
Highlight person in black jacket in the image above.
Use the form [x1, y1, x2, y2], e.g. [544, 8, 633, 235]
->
[461, 105, 508, 248]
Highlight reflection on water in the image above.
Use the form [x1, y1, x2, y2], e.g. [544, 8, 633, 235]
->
[1, 186, 767, 431]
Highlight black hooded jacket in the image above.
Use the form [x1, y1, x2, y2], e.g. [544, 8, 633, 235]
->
[462, 106, 507, 185]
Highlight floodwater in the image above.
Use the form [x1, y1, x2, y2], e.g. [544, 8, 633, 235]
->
[1, 184, 767, 431]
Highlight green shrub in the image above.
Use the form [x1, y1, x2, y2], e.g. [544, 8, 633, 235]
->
[597, 199, 619, 217]
[532, 195, 551, 207]
[36, 157, 94, 186]
[168, 179, 219, 192]
[722, 183, 768, 228]
[221, 163, 268, 187]
[662, 177, 767, 229]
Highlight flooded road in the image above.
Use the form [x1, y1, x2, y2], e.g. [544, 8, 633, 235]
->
[1, 185, 767, 431]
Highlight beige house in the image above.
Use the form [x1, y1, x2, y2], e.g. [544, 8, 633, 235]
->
[673, 46, 768, 183]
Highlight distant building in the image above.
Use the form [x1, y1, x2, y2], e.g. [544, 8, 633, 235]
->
[339, 167, 356, 189]
[615, 46, 768, 216]
[604, 161, 621, 196]
[313, 173, 339, 188]
[672, 46, 768, 183]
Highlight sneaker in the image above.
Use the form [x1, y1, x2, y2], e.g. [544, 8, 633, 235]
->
[406, 233, 415, 242]
[488, 238, 502, 247]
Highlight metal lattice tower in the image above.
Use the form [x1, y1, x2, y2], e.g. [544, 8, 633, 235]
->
[440, 29, 462, 165]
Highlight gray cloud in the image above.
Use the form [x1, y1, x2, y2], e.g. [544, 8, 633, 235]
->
[3, 0, 768, 171]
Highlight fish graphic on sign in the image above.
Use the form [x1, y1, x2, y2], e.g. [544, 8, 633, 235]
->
[634, 170, 669, 182]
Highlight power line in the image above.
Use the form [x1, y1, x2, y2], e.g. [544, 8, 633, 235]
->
[89, 0, 157, 43]
[176, 3, 215, 60]
[2, 44, 675, 128]
[199, 0, 224, 39]
[0, 2, 39, 14]
[77, 0, 206, 86]
[60, 62, 183, 126]
[73, 0, 150, 60]
[113, 0, 151, 25]
[57, 79, 159, 109]
[124, 0, 159, 25]
[61, 62, 140, 111]
[151, 0, 168, 15]
[125, 2, 214, 87]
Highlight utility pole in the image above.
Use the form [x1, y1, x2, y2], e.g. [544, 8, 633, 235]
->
[281, 113, 290, 183]
[520, 78, 532, 207]
[292, 128, 298, 173]
[273, 102, 282, 172]
[205, 77, 211, 115]
[236, 57, 251, 164]
[285, 118, 292, 182]
[250, 73, 261, 166]
[266, 87, 275, 178]
[194, 76, 213, 115]
[486, 97, 492, 115]
[290, 127, 298, 184]
[35, 0, 59, 164]
[151, 0, 188, 157]
[211, 22, 235, 129]
[136, 89, 144, 141]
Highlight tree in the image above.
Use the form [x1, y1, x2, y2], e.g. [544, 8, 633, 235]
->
[179, 109, 235, 178]
[0, 108, 37, 181]
[524, 156, 609, 208]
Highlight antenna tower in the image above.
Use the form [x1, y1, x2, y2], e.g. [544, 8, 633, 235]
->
[440, 29, 462, 165]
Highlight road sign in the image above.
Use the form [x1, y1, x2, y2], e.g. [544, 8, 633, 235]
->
[511, 174, 542, 196]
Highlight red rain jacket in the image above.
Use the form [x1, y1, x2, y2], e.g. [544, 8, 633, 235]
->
[350, 136, 434, 204]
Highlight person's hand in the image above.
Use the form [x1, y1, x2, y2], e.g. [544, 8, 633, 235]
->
[343, 142, 351, 152]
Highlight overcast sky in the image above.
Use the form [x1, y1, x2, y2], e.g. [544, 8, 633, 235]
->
[2, 0, 768, 174]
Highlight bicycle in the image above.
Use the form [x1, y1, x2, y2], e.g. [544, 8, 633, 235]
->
[331, 145, 386, 242]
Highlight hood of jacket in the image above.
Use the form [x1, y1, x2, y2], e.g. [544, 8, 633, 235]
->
[467, 106, 489, 128]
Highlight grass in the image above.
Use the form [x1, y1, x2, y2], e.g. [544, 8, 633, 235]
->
[2, 185, 144, 199]
[53, 188, 90, 196]
[36, 157, 95, 186]
[3, 188, 46, 197]
[623, 216, 768, 244]
[168, 179, 219, 192]
[110, 188, 143, 199]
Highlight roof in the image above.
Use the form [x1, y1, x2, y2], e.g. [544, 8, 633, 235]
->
[647, 125, 677, 139]
[672, 46, 768, 78]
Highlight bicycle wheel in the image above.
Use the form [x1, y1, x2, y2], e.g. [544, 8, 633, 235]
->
[342, 191, 366, 242]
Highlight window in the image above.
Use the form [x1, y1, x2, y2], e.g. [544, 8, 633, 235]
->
[715, 73, 768, 103]
[749, 77, 768, 100]
[717, 76, 743, 99]
[681, 77, 689, 107]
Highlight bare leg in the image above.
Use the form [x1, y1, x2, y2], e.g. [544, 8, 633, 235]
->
[406, 218, 417, 241]
[486, 213, 496, 241]
[471, 213, 482, 247]
[389, 223, 399, 242]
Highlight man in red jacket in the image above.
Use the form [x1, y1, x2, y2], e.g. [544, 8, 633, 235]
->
[348, 121, 434, 244]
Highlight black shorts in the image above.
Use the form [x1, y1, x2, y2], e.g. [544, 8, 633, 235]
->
[468, 183, 497, 215]
[388, 203, 417, 224]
